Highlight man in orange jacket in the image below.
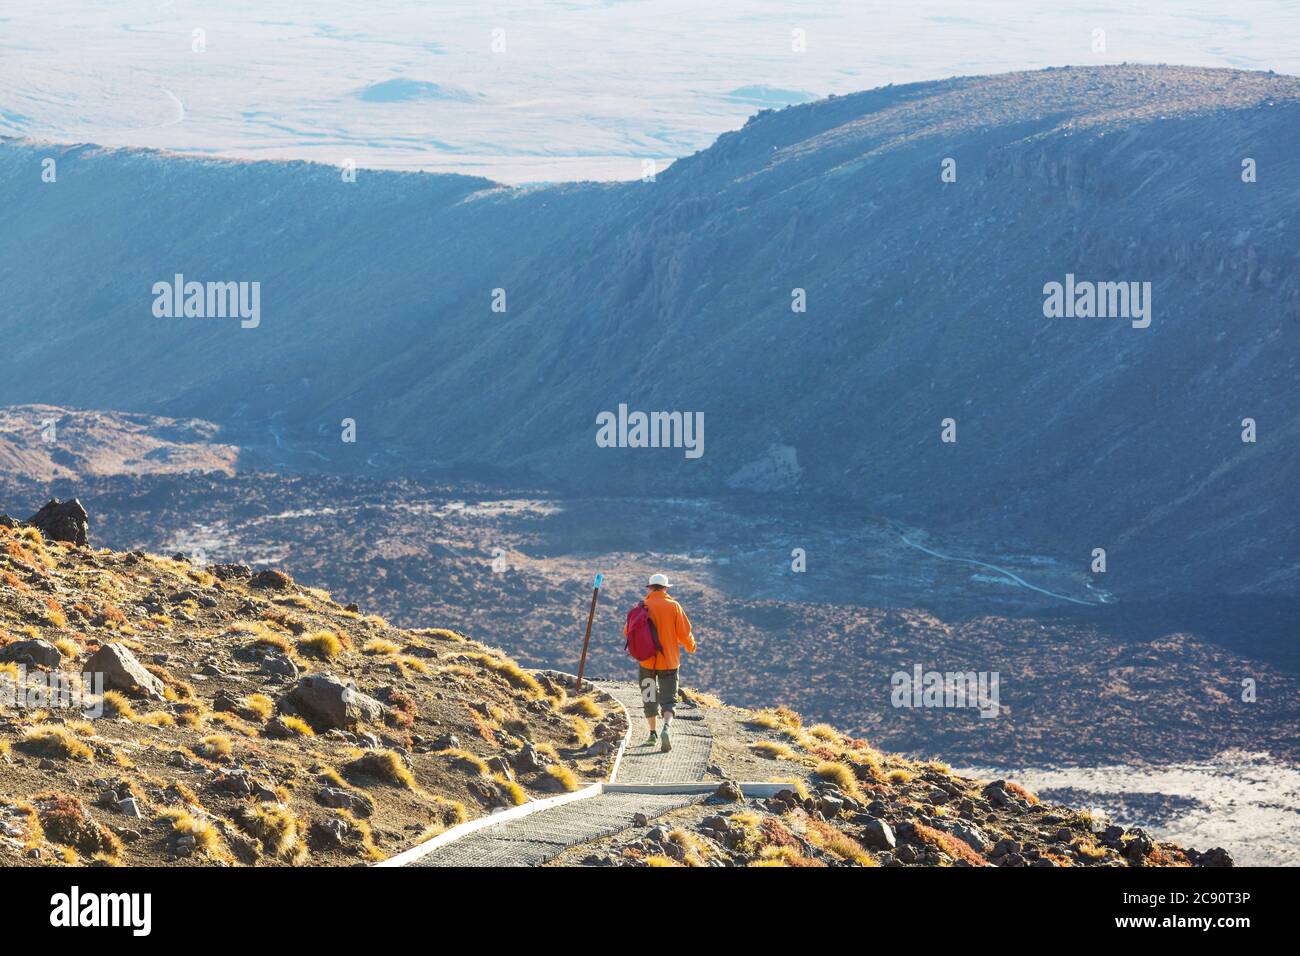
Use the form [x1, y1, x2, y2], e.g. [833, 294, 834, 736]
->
[626, 573, 696, 752]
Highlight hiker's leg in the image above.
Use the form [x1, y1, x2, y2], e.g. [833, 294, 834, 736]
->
[639, 665, 660, 731]
[658, 669, 679, 727]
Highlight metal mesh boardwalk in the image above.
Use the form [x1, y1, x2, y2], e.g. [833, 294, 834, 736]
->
[408, 679, 713, 867]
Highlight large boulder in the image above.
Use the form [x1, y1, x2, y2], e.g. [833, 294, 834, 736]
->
[0, 639, 63, 669]
[286, 674, 382, 729]
[85, 643, 166, 700]
[860, 818, 897, 851]
[26, 498, 89, 547]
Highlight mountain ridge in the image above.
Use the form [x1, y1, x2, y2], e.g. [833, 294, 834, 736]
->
[1, 64, 1297, 597]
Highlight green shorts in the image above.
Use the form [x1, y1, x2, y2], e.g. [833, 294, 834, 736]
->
[638, 666, 679, 718]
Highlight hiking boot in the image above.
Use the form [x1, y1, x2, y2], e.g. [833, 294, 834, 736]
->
[643, 731, 658, 748]
[660, 727, 672, 753]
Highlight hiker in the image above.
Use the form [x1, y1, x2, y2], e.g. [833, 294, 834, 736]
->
[624, 573, 696, 752]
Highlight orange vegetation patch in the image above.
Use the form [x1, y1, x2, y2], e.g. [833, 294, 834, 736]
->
[914, 822, 988, 866]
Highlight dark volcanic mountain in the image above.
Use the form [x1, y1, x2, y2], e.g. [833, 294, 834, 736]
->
[1, 65, 1296, 597]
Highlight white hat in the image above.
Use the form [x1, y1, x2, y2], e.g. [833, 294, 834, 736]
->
[648, 573, 670, 588]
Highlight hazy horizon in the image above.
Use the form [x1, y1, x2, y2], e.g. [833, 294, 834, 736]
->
[2, 0, 1298, 183]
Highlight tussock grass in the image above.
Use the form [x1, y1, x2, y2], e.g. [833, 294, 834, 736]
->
[20, 726, 93, 761]
[887, 768, 915, 785]
[101, 690, 137, 721]
[544, 765, 579, 792]
[569, 715, 594, 748]
[193, 734, 232, 760]
[1006, 781, 1039, 804]
[1072, 838, 1108, 861]
[138, 711, 176, 727]
[244, 693, 275, 720]
[52, 636, 80, 658]
[362, 638, 400, 655]
[679, 687, 722, 708]
[914, 822, 988, 866]
[347, 750, 417, 789]
[806, 723, 842, 743]
[667, 828, 711, 867]
[236, 803, 306, 863]
[751, 741, 797, 760]
[806, 818, 876, 866]
[565, 696, 605, 721]
[814, 761, 861, 799]
[745, 711, 782, 730]
[462, 652, 543, 697]
[159, 807, 228, 860]
[644, 854, 678, 867]
[398, 654, 431, 675]
[438, 748, 488, 776]
[297, 630, 345, 660]
[276, 715, 315, 737]
[208, 711, 254, 734]
[494, 774, 528, 806]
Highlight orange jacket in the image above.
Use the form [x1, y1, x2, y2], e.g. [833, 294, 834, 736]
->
[628, 589, 696, 670]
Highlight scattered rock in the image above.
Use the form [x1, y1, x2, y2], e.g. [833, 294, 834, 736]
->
[713, 779, 743, 802]
[259, 652, 299, 679]
[27, 498, 88, 546]
[311, 818, 352, 849]
[0, 639, 62, 669]
[286, 674, 383, 729]
[85, 643, 166, 700]
[250, 569, 294, 590]
[1193, 847, 1234, 868]
[860, 818, 896, 851]
[513, 743, 543, 772]
[317, 786, 373, 817]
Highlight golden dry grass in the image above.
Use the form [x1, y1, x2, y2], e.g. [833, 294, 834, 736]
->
[544, 765, 579, 792]
[805, 818, 876, 866]
[814, 761, 861, 799]
[244, 693, 275, 720]
[275, 715, 315, 737]
[20, 726, 93, 761]
[101, 690, 137, 721]
[564, 696, 605, 720]
[462, 651, 544, 697]
[193, 734, 232, 760]
[347, 750, 417, 789]
[494, 774, 528, 806]
[158, 807, 228, 860]
[751, 741, 797, 760]
[438, 747, 488, 776]
[236, 803, 305, 863]
[297, 630, 345, 660]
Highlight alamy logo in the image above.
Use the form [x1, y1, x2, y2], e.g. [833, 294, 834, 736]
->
[1042, 273, 1151, 329]
[152, 274, 261, 328]
[1, 664, 104, 718]
[595, 403, 704, 459]
[891, 664, 1000, 718]
[50, 886, 151, 936]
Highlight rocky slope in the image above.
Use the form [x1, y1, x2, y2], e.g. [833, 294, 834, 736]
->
[1, 65, 1296, 597]
[547, 692, 1230, 868]
[0, 405, 238, 482]
[0, 505, 1227, 867]
[0, 508, 623, 866]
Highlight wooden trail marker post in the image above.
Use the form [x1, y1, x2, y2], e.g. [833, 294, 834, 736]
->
[574, 573, 603, 690]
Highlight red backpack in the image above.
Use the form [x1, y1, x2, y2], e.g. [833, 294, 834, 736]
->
[624, 602, 663, 661]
